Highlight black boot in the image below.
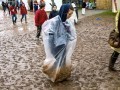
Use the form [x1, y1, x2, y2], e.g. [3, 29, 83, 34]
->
[109, 51, 119, 71]
[36, 26, 41, 38]
[36, 30, 40, 38]
[109, 57, 117, 71]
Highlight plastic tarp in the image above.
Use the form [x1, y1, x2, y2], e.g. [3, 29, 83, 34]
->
[41, 15, 77, 82]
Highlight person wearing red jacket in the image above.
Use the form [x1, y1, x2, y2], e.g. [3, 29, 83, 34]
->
[20, 3, 27, 23]
[35, 3, 48, 39]
[10, 4, 17, 25]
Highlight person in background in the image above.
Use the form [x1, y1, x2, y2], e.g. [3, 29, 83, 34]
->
[109, 11, 120, 71]
[71, 1, 78, 19]
[70, 2, 78, 24]
[86, 1, 89, 9]
[88, 2, 92, 9]
[49, 5, 58, 19]
[20, 0, 24, 8]
[40, 0, 45, 4]
[30, 0, 33, 11]
[16, 0, 20, 11]
[35, 3, 48, 39]
[82, 0, 86, 15]
[10, 3, 17, 25]
[20, 3, 27, 23]
[2, 1, 6, 13]
[6, 2, 10, 15]
[34, 0, 38, 13]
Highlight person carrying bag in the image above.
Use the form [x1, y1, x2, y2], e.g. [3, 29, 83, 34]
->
[108, 11, 120, 71]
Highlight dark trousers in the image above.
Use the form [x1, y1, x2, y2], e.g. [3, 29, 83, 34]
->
[75, 9, 78, 19]
[109, 51, 119, 68]
[36, 25, 42, 38]
[3, 7, 6, 13]
[111, 51, 119, 59]
[21, 14, 27, 22]
[12, 14, 17, 24]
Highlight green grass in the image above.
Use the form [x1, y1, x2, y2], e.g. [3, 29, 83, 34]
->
[98, 10, 116, 16]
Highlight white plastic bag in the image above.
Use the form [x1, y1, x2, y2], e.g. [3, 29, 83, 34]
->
[42, 16, 77, 82]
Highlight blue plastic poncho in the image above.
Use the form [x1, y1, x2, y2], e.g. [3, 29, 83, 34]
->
[41, 4, 77, 82]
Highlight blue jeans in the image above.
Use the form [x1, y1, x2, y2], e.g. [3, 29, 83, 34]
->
[21, 14, 27, 22]
[12, 14, 17, 23]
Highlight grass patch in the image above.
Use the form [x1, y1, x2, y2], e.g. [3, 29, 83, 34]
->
[98, 10, 116, 16]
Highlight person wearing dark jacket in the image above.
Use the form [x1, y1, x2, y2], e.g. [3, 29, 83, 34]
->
[35, 3, 48, 39]
[49, 5, 58, 19]
[2, 1, 6, 13]
[30, 0, 33, 11]
[82, 0, 86, 15]
[33, 0, 38, 13]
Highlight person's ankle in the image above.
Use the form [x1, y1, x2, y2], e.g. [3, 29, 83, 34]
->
[109, 66, 116, 71]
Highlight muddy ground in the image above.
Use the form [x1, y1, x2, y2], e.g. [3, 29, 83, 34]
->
[0, 11, 120, 90]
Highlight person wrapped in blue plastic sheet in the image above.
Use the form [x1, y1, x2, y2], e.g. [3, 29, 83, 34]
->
[41, 4, 77, 82]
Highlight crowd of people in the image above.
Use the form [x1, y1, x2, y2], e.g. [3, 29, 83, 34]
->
[1, 1, 27, 24]
[1, 0, 96, 25]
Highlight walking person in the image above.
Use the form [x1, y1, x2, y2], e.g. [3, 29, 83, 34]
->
[20, 3, 27, 23]
[33, 0, 38, 13]
[71, 2, 78, 24]
[49, 5, 58, 19]
[42, 4, 77, 82]
[29, 0, 33, 11]
[6, 2, 10, 15]
[10, 3, 17, 25]
[2, 1, 6, 13]
[35, 3, 48, 39]
[86, 1, 89, 9]
[71, 2, 78, 19]
[82, 0, 86, 15]
[109, 11, 120, 71]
